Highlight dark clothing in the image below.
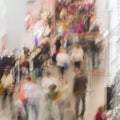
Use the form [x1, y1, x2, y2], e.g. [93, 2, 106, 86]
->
[73, 73, 87, 119]
[74, 61, 81, 70]
[91, 49, 96, 69]
[33, 51, 43, 69]
[90, 40, 103, 69]
[73, 73, 87, 97]
[59, 66, 65, 79]
[90, 40, 97, 68]
[55, 40, 61, 50]
[75, 94, 86, 119]
[42, 42, 50, 54]
[0, 56, 15, 80]
[83, 16, 91, 32]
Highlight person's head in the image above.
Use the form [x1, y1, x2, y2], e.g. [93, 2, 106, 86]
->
[4, 66, 11, 75]
[57, 35, 62, 41]
[98, 106, 105, 113]
[49, 84, 56, 92]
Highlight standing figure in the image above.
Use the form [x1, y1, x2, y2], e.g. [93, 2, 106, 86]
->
[95, 106, 107, 120]
[1, 66, 14, 108]
[41, 71, 59, 96]
[19, 76, 41, 120]
[56, 48, 70, 79]
[71, 44, 84, 71]
[73, 70, 87, 120]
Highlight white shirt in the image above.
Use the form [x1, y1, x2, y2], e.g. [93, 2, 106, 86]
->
[56, 52, 70, 67]
[22, 82, 41, 104]
[71, 47, 84, 62]
[41, 76, 58, 94]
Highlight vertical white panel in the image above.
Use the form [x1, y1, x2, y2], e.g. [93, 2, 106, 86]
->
[96, 0, 108, 29]
[4, 0, 26, 52]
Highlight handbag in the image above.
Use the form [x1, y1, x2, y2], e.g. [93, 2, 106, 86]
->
[19, 86, 25, 102]
[64, 63, 68, 69]
[0, 83, 3, 94]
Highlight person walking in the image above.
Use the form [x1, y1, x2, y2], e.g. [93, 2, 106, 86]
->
[56, 48, 70, 79]
[19, 75, 41, 120]
[41, 71, 59, 96]
[73, 70, 87, 120]
[71, 44, 84, 72]
[1, 66, 14, 108]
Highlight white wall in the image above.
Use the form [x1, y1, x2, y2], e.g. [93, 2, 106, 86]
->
[0, 0, 7, 39]
[4, 0, 26, 52]
[96, 0, 109, 30]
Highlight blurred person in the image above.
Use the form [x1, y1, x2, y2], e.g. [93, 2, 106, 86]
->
[71, 44, 84, 71]
[23, 47, 30, 59]
[21, 57, 30, 79]
[95, 106, 106, 120]
[55, 79, 70, 120]
[56, 48, 70, 79]
[12, 83, 26, 120]
[19, 75, 41, 120]
[51, 35, 62, 63]
[55, 35, 62, 51]
[41, 38, 50, 67]
[41, 71, 59, 96]
[73, 70, 87, 120]
[102, 105, 109, 120]
[47, 84, 58, 120]
[65, 36, 73, 53]
[1, 66, 14, 108]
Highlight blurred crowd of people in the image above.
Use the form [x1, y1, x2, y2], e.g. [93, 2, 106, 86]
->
[0, 65, 113, 120]
[0, 0, 109, 120]
[0, 58, 88, 120]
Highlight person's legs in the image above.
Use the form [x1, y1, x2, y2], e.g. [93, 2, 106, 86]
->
[2, 88, 8, 108]
[74, 61, 81, 71]
[58, 101, 65, 120]
[91, 50, 96, 69]
[76, 61, 81, 69]
[24, 100, 29, 120]
[74, 62, 77, 69]
[9, 91, 14, 108]
[59, 67, 65, 79]
[31, 103, 39, 120]
[75, 96, 80, 119]
[80, 95, 86, 119]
